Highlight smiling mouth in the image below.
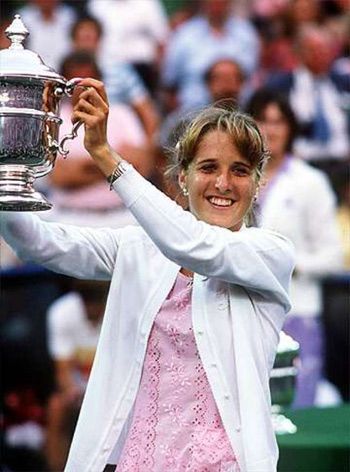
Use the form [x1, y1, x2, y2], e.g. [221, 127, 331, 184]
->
[207, 196, 234, 207]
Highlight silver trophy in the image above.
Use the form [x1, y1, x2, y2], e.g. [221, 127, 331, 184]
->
[270, 331, 300, 434]
[0, 15, 82, 211]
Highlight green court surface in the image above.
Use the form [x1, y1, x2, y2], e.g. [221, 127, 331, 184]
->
[278, 405, 350, 471]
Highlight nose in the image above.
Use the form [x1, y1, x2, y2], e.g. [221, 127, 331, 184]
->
[215, 172, 232, 193]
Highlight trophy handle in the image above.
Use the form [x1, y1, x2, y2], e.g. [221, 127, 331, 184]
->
[57, 120, 83, 157]
[51, 77, 85, 156]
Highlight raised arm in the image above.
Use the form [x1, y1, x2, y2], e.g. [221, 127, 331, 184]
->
[72, 79, 295, 308]
[113, 166, 295, 307]
[1, 212, 119, 280]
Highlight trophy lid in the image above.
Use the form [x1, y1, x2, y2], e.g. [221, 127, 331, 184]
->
[0, 15, 65, 82]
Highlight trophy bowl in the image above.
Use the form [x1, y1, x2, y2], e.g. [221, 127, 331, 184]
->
[270, 331, 300, 434]
[0, 15, 81, 211]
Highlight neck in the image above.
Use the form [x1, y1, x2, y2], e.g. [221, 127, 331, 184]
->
[208, 17, 226, 32]
[180, 268, 193, 278]
[40, 7, 55, 21]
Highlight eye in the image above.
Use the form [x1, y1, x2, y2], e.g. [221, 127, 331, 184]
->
[232, 165, 251, 176]
[199, 163, 216, 173]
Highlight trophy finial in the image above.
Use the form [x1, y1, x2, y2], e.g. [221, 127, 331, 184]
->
[5, 14, 29, 50]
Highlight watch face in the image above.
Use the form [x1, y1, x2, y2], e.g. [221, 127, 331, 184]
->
[108, 161, 131, 188]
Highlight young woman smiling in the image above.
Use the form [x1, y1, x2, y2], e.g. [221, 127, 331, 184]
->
[1, 79, 295, 472]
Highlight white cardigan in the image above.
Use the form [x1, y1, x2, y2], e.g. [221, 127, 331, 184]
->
[1, 166, 295, 472]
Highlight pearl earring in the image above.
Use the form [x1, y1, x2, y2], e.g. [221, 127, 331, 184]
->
[182, 187, 189, 197]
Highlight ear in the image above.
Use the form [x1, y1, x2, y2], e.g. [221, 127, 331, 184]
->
[178, 169, 187, 192]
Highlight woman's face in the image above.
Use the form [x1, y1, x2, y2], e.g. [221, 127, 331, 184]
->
[256, 103, 290, 158]
[179, 129, 257, 231]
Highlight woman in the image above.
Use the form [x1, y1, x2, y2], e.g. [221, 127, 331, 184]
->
[246, 89, 343, 408]
[1, 79, 294, 472]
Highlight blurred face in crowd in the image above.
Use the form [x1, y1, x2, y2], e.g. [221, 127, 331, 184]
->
[290, 0, 319, 24]
[255, 103, 290, 159]
[207, 60, 244, 103]
[33, 0, 59, 15]
[179, 129, 257, 231]
[203, 0, 232, 25]
[73, 20, 101, 54]
[298, 30, 336, 75]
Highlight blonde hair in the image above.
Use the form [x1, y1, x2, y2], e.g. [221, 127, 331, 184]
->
[165, 104, 269, 184]
[165, 104, 270, 227]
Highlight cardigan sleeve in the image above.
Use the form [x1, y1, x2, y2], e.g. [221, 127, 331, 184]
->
[113, 165, 295, 309]
[0, 212, 119, 280]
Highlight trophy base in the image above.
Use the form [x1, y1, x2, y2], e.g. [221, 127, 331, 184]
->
[0, 192, 52, 211]
[0, 165, 52, 211]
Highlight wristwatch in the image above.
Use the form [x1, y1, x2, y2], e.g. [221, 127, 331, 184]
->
[107, 160, 131, 190]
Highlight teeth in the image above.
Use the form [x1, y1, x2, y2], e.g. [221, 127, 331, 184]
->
[209, 197, 233, 207]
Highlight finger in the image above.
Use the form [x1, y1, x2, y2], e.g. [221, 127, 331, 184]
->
[72, 110, 106, 130]
[77, 88, 109, 112]
[74, 97, 99, 115]
[77, 78, 109, 104]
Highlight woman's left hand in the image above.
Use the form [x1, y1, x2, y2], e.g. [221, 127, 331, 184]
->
[72, 78, 110, 158]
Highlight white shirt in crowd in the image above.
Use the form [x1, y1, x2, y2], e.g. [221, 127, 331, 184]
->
[18, 3, 76, 70]
[291, 68, 349, 161]
[87, 0, 169, 68]
[48, 292, 102, 391]
[258, 157, 344, 317]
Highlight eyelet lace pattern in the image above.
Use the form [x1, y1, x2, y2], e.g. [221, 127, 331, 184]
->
[117, 273, 240, 472]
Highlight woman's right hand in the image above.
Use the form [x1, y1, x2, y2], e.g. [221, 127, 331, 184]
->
[72, 78, 123, 177]
[72, 78, 110, 157]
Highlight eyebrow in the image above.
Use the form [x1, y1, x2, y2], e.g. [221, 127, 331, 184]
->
[195, 158, 252, 168]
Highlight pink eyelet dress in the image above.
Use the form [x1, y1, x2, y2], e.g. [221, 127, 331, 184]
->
[116, 273, 240, 472]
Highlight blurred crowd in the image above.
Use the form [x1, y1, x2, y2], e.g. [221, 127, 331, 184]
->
[1, 1, 349, 471]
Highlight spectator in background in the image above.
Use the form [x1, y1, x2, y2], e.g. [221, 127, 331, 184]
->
[45, 280, 109, 471]
[70, 15, 160, 147]
[204, 58, 246, 105]
[265, 24, 349, 170]
[42, 51, 152, 228]
[161, 0, 259, 111]
[246, 89, 344, 407]
[87, 0, 169, 97]
[18, 0, 76, 70]
[70, 14, 103, 54]
[284, 0, 325, 31]
[250, 0, 298, 87]
[160, 57, 246, 150]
